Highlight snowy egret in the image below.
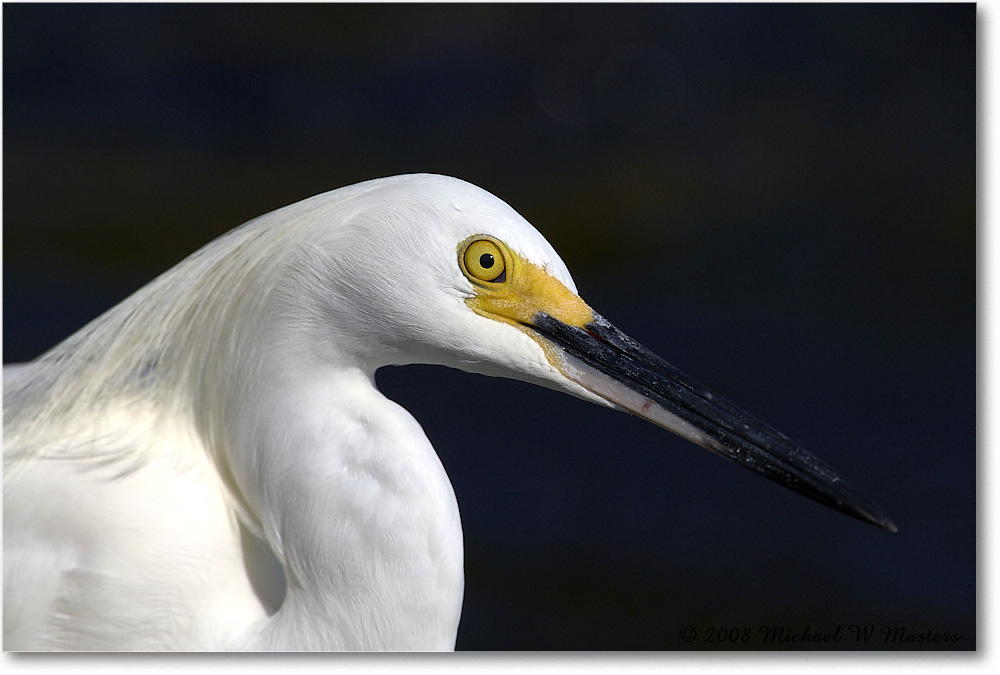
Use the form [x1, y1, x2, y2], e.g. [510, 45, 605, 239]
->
[3, 174, 894, 650]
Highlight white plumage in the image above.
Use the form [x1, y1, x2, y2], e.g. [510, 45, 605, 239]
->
[3, 174, 893, 651]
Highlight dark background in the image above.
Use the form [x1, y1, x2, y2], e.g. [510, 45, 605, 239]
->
[3, 4, 975, 650]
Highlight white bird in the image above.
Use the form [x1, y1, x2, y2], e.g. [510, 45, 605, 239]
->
[3, 174, 894, 651]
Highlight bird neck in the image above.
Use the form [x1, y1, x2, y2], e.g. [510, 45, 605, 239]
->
[221, 361, 465, 650]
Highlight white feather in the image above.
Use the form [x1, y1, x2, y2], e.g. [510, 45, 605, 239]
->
[4, 174, 584, 650]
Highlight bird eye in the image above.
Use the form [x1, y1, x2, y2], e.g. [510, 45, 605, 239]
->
[462, 238, 507, 283]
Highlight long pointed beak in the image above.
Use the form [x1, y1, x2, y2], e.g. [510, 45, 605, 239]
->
[530, 311, 897, 532]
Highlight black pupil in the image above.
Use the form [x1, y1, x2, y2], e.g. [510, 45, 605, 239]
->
[479, 253, 495, 269]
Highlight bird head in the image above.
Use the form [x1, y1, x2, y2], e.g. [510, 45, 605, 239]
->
[284, 174, 895, 532]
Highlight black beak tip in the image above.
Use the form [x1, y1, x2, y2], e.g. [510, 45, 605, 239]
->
[859, 507, 898, 533]
[828, 488, 897, 532]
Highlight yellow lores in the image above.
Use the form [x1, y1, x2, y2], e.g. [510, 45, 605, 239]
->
[458, 235, 594, 347]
